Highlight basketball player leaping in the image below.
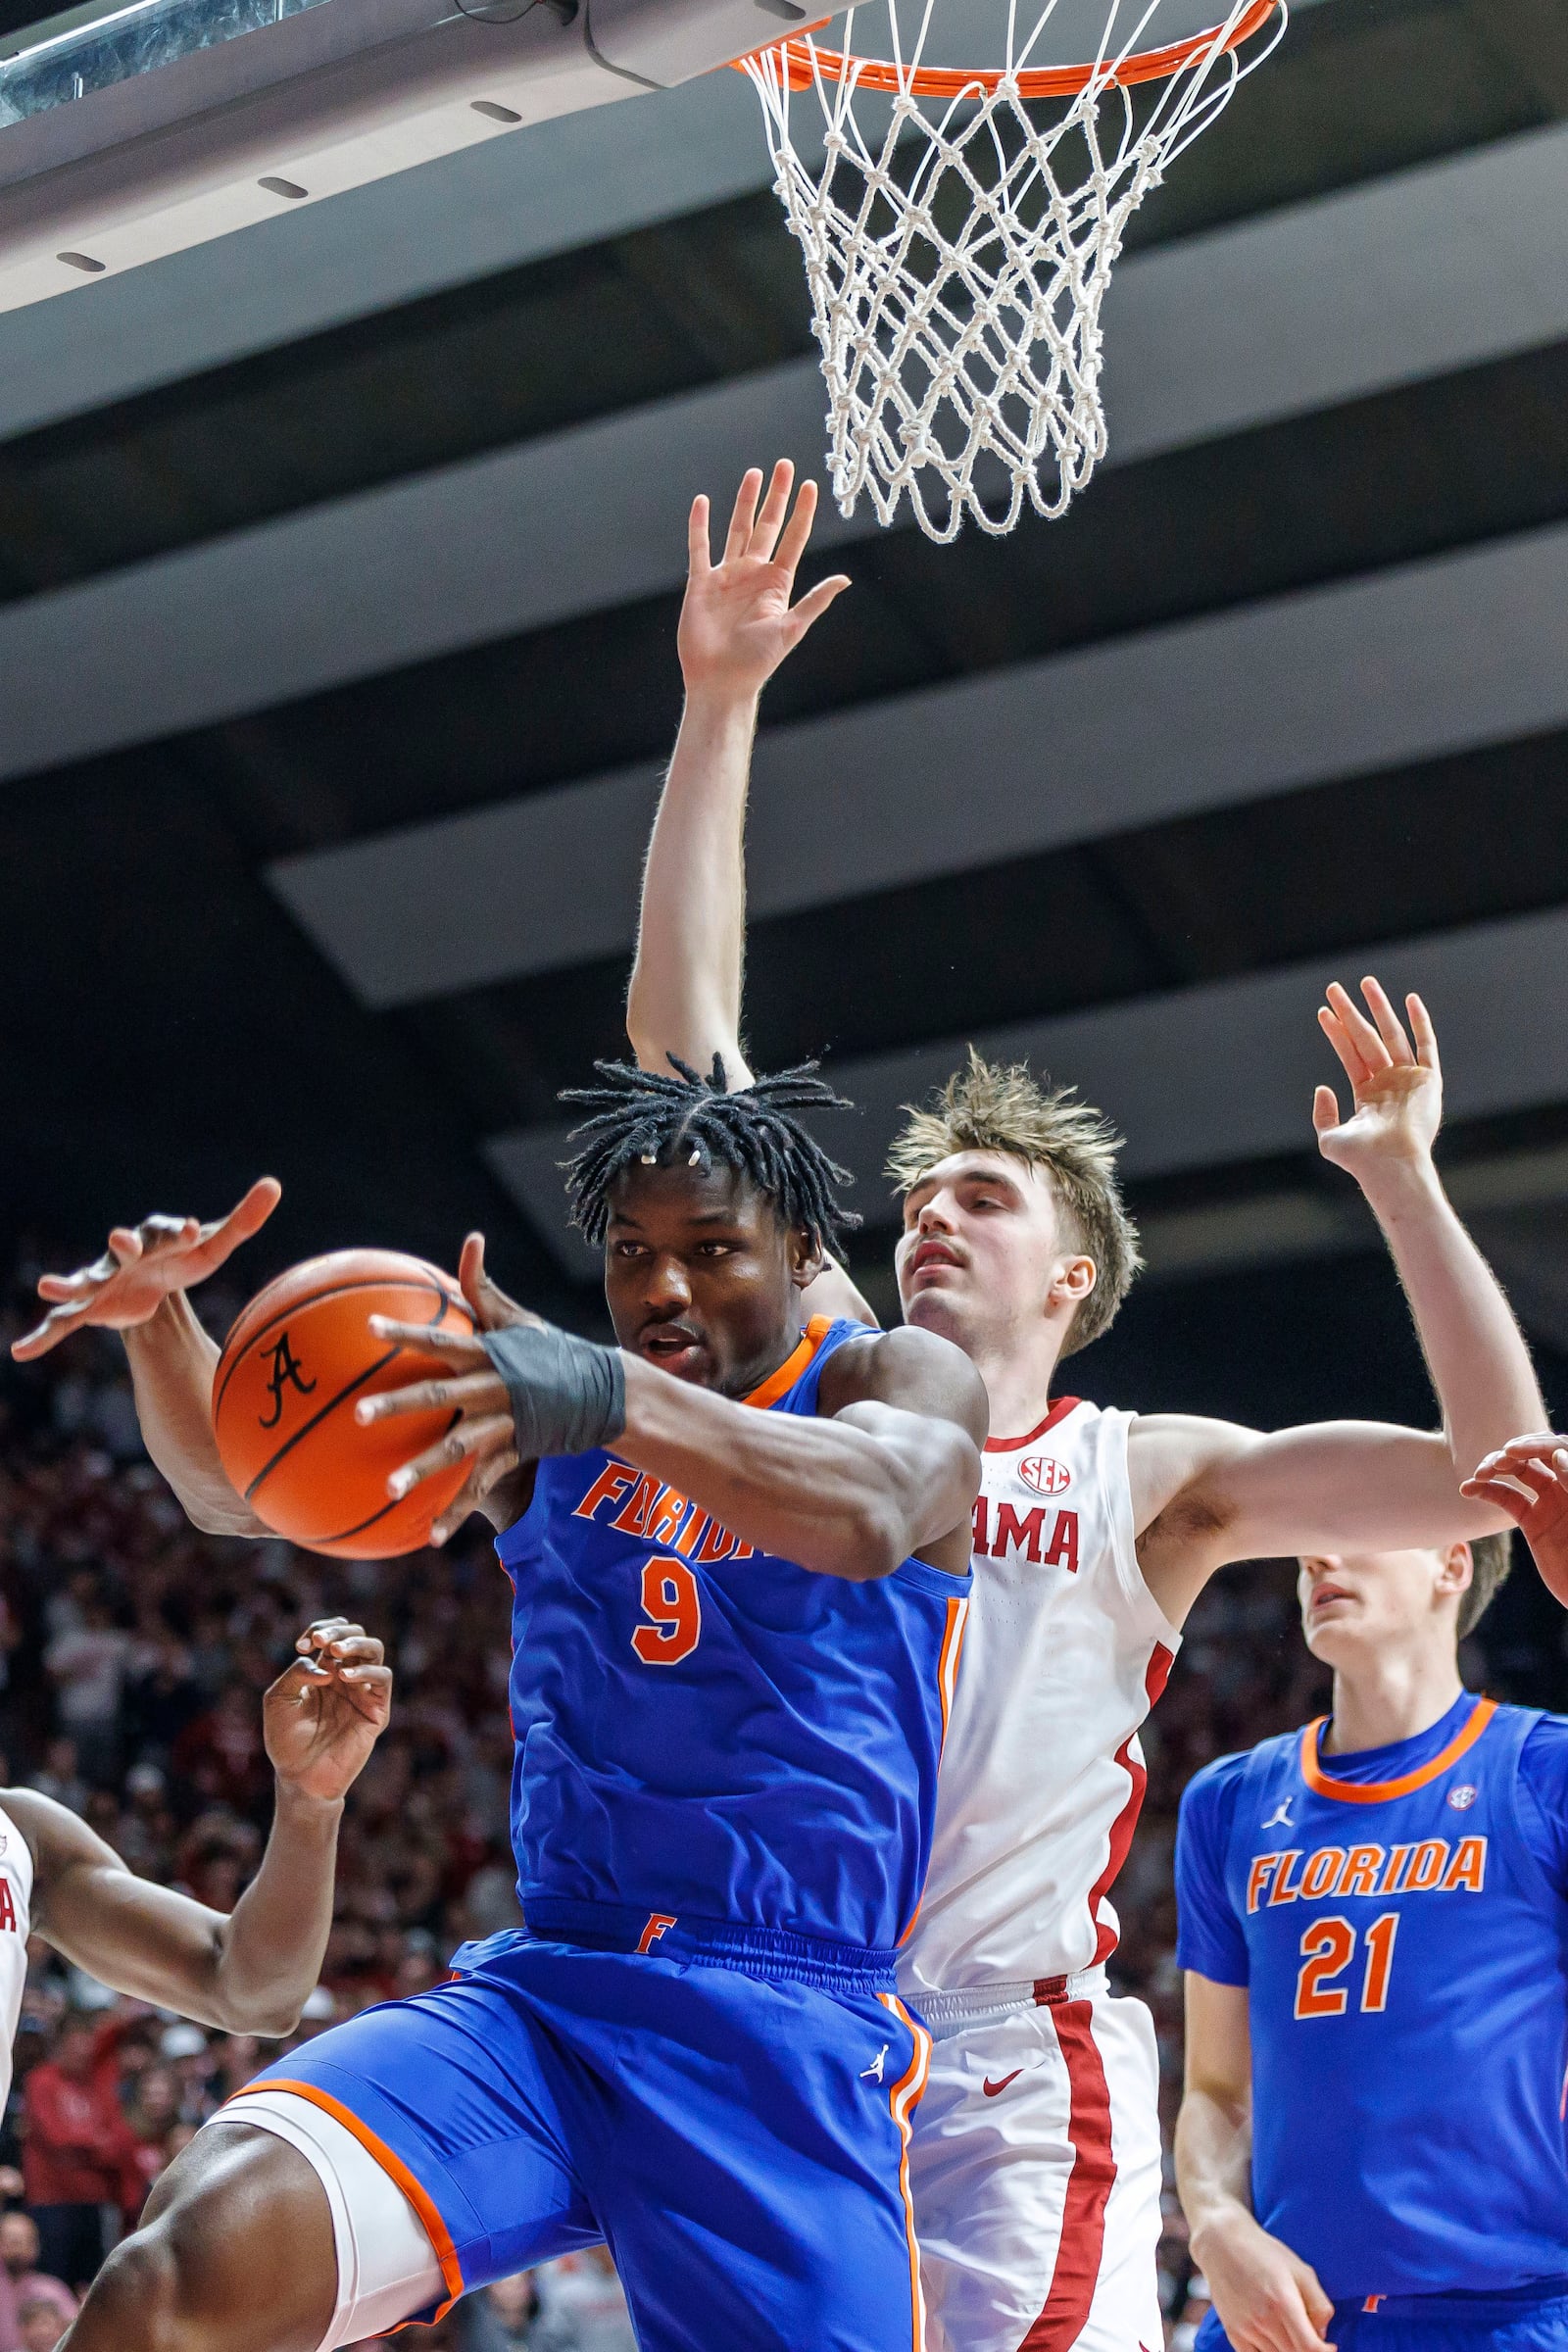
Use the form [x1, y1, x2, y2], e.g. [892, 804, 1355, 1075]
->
[1173, 1433, 1568, 2352]
[20, 1064, 986, 2352]
[622, 462, 1546, 2352]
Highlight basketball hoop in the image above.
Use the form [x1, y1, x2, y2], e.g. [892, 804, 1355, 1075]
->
[737, 0, 1286, 540]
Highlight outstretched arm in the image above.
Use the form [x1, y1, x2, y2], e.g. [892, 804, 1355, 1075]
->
[1134, 981, 1544, 1621]
[1176, 1977, 1335, 2352]
[625, 462, 849, 1084]
[12, 1186, 281, 1537]
[362, 1304, 985, 1578]
[17, 1619, 390, 2037]
[626, 464, 872, 1328]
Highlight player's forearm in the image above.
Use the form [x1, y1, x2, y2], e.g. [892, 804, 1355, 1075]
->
[626, 688, 757, 1082]
[122, 1295, 267, 1537]
[1175, 2083, 1255, 2248]
[1360, 1156, 1544, 1497]
[209, 1781, 344, 2035]
[616, 1355, 973, 1578]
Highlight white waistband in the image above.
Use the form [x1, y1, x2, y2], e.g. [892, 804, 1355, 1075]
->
[914, 1965, 1109, 2032]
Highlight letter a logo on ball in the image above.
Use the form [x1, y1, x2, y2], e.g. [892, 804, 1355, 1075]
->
[259, 1330, 316, 1428]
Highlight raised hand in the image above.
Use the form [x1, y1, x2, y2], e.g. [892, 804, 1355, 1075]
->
[678, 461, 851, 703]
[1462, 1434, 1568, 1607]
[1312, 978, 1441, 1188]
[355, 1232, 534, 1544]
[266, 1618, 392, 1801]
[12, 1178, 282, 1362]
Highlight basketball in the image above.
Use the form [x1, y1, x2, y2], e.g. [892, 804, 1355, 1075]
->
[212, 1249, 476, 1558]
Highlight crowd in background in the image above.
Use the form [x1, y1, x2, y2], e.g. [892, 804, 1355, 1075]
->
[0, 1236, 1538, 2346]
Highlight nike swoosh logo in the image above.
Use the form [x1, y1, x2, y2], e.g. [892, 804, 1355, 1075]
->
[982, 2070, 1023, 2097]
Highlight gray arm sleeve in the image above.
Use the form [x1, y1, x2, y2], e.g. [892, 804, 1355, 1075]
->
[481, 1323, 626, 1461]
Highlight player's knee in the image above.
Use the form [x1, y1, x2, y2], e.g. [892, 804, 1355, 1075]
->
[69, 2128, 334, 2352]
[68, 2227, 187, 2350]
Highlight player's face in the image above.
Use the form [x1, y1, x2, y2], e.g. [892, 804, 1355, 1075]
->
[895, 1150, 1091, 1347]
[602, 1161, 821, 1398]
[1298, 1546, 1466, 1662]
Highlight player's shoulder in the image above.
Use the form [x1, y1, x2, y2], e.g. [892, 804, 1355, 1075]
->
[1180, 1733, 1296, 1828]
[817, 1321, 988, 1441]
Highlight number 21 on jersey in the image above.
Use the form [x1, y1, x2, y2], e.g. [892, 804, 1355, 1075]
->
[1295, 1913, 1399, 2019]
[632, 1558, 702, 1666]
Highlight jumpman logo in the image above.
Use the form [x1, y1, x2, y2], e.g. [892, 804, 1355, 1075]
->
[1262, 1797, 1295, 1831]
[258, 1331, 317, 1429]
[860, 2045, 889, 2083]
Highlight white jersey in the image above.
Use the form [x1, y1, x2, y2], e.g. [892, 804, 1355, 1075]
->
[901, 1397, 1180, 1997]
[0, 1805, 32, 2114]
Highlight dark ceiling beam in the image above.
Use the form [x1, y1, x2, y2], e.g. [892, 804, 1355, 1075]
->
[482, 900, 1568, 1273]
[269, 519, 1568, 1003]
[1, 118, 1562, 783]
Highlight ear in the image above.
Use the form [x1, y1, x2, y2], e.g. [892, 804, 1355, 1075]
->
[789, 1228, 826, 1294]
[1435, 1542, 1473, 1602]
[1051, 1253, 1097, 1309]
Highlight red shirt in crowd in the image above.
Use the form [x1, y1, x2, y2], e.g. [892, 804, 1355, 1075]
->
[23, 2040, 139, 2210]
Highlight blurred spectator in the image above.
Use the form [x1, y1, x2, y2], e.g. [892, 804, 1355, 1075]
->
[0, 2213, 74, 2352]
[16, 2297, 68, 2352]
[457, 2270, 542, 2349]
[534, 2249, 636, 2352]
[21, 2014, 138, 2288]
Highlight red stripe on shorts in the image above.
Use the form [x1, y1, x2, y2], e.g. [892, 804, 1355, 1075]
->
[1016, 2000, 1116, 2352]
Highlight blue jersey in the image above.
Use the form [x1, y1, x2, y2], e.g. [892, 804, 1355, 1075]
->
[1177, 1693, 1568, 2300]
[495, 1315, 971, 1977]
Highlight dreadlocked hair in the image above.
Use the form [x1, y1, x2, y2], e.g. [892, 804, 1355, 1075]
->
[560, 1054, 862, 1256]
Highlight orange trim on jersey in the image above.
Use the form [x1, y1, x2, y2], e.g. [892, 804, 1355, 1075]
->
[937, 1593, 970, 1750]
[877, 1994, 931, 2352]
[984, 1396, 1080, 1453]
[743, 1315, 832, 1411]
[1299, 1697, 1497, 1805]
[236, 2079, 464, 2318]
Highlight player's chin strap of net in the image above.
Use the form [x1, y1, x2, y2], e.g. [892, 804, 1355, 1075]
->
[739, 0, 1285, 542]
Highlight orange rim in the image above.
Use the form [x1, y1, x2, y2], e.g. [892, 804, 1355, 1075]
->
[735, 0, 1279, 99]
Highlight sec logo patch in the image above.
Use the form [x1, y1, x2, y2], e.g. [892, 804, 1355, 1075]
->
[1446, 1784, 1478, 1811]
[1018, 1454, 1071, 1495]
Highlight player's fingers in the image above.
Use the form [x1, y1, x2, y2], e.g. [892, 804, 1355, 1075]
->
[34, 1273, 89, 1300]
[723, 467, 764, 563]
[750, 457, 795, 562]
[366, 1317, 487, 1359]
[269, 1657, 332, 1705]
[1310, 1083, 1342, 1137]
[337, 1662, 394, 1702]
[296, 1616, 359, 1650]
[1404, 990, 1440, 1077]
[1358, 974, 1414, 1065]
[472, 1444, 522, 1499]
[687, 493, 711, 578]
[357, 1368, 503, 1425]
[1472, 1431, 1565, 1467]
[786, 573, 853, 641]
[106, 1226, 150, 1266]
[195, 1177, 282, 1263]
[1458, 1475, 1536, 1525]
[1318, 1005, 1372, 1090]
[1324, 981, 1391, 1072]
[321, 1634, 384, 1670]
[772, 471, 818, 575]
[11, 1308, 79, 1361]
[459, 1231, 537, 1332]
[387, 1412, 514, 1499]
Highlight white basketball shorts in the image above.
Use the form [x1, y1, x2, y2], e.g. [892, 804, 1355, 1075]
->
[221, 2089, 445, 2349]
[909, 1972, 1164, 2352]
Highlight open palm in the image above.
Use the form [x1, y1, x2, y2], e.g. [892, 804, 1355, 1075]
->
[1312, 978, 1442, 1179]
[678, 462, 851, 701]
[12, 1178, 280, 1361]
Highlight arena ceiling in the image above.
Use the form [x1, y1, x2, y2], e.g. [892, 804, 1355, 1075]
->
[3, 0, 1567, 1465]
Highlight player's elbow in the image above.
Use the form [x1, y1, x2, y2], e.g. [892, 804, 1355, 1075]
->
[212, 1982, 307, 2038]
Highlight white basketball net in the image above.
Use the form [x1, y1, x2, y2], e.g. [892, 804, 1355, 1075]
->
[744, 1, 1285, 540]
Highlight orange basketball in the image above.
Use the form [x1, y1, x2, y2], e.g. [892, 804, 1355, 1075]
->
[213, 1249, 476, 1558]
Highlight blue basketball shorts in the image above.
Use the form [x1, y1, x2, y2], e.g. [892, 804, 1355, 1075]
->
[1199, 2283, 1568, 2352]
[244, 1928, 930, 2352]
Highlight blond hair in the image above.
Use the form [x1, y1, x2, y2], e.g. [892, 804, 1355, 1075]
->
[1457, 1530, 1512, 1639]
[885, 1049, 1142, 1356]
